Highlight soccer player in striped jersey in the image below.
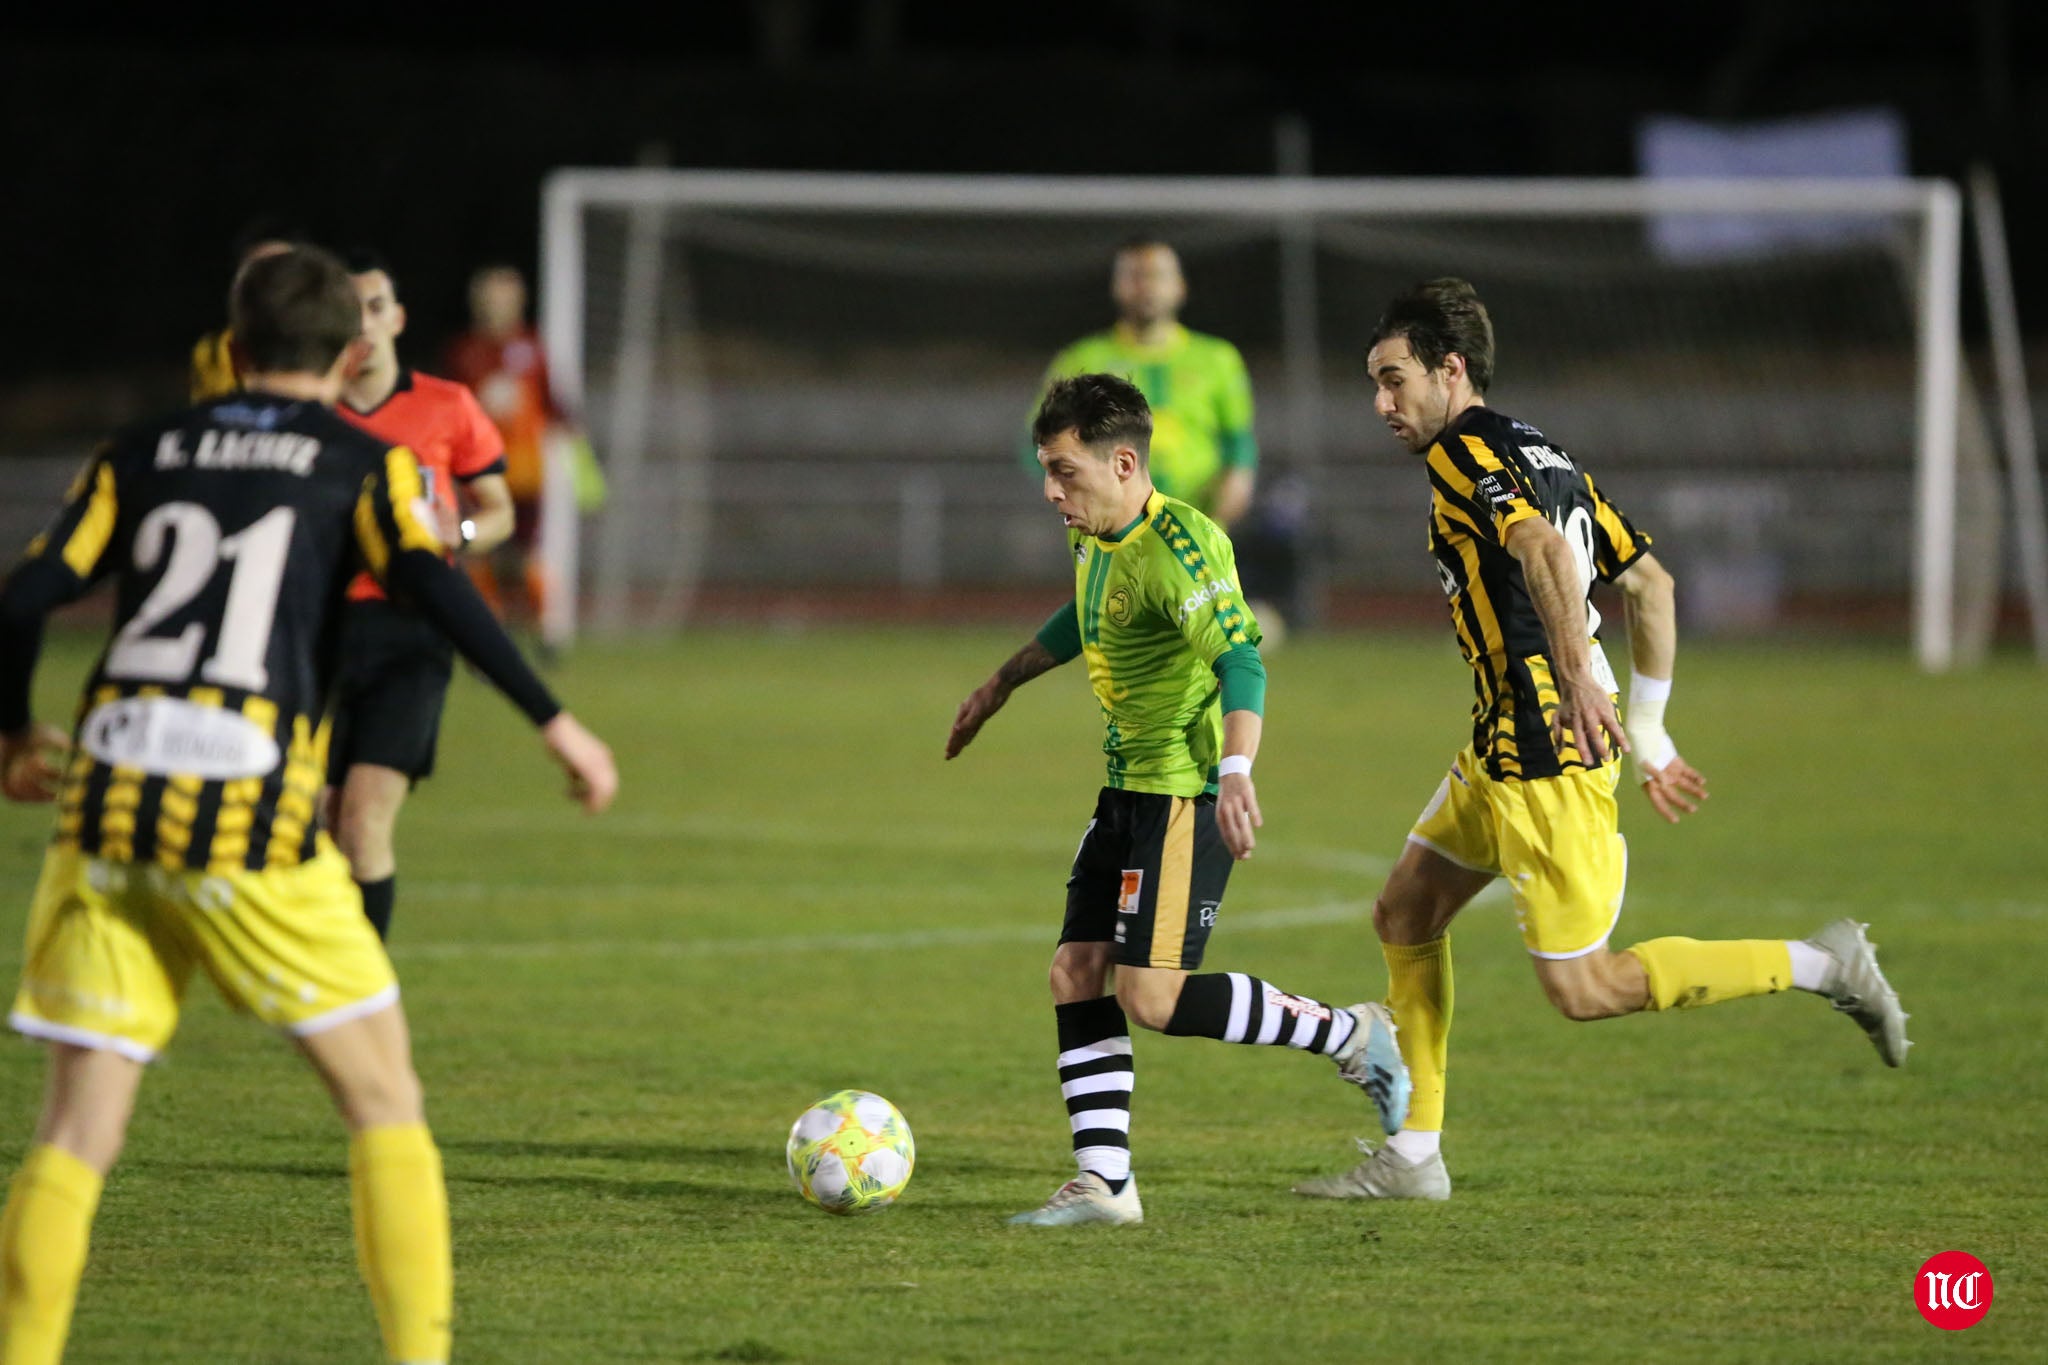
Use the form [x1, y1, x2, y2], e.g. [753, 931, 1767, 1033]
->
[948, 374, 1408, 1227]
[0, 246, 617, 1365]
[1295, 278, 1908, 1204]
[1030, 240, 1259, 526]
[328, 249, 518, 941]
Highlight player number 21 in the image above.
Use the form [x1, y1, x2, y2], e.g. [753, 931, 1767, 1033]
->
[106, 502, 296, 691]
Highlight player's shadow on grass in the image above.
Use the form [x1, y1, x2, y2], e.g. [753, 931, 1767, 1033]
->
[136, 1159, 339, 1183]
[444, 1168, 765, 1201]
[137, 1155, 1096, 1218]
[440, 1136, 1049, 1179]
[437, 1137, 762, 1165]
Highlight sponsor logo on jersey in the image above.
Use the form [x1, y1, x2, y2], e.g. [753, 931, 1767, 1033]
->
[209, 401, 285, 430]
[1474, 472, 1523, 507]
[1177, 576, 1238, 622]
[81, 695, 282, 780]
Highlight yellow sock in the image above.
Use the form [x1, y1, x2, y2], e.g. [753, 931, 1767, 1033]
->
[1, 1144, 104, 1365]
[1382, 936, 1453, 1131]
[1626, 937, 1793, 1011]
[350, 1124, 451, 1365]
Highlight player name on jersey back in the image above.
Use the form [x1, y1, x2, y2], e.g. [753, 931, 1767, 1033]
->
[18, 393, 433, 873]
[1516, 443, 1575, 473]
[154, 428, 323, 476]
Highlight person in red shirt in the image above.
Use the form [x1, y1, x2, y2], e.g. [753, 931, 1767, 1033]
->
[442, 264, 565, 632]
[331, 249, 517, 940]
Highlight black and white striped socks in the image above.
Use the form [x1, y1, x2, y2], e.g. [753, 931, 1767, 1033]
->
[1055, 997, 1134, 1185]
[1050, 977, 1354, 1188]
[1164, 972, 1357, 1055]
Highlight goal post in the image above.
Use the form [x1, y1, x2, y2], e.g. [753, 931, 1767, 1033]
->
[539, 170, 1987, 669]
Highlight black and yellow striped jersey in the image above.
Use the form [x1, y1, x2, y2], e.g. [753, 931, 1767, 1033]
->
[190, 328, 240, 401]
[1422, 405, 1650, 781]
[11, 394, 446, 873]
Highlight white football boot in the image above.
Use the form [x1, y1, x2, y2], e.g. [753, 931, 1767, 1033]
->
[1330, 1003, 1412, 1136]
[1005, 1172, 1143, 1227]
[1804, 918, 1910, 1066]
[1293, 1139, 1451, 1201]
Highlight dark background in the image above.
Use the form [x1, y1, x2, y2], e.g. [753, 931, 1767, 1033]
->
[2, 0, 2041, 416]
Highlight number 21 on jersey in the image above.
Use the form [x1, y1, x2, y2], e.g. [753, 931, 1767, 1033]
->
[105, 502, 295, 692]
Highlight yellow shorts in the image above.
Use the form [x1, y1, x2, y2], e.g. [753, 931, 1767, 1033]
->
[9, 837, 398, 1062]
[1409, 744, 1628, 959]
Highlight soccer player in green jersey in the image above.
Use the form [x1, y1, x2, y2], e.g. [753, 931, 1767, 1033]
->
[949, 374, 1408, 1227]
[1030, 240, 1259, 526]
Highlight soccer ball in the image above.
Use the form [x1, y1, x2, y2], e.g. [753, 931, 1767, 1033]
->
[785, 1090, 915, 1215]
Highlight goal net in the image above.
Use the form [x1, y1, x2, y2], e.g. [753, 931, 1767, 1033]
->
[539, 172, 1995, 668]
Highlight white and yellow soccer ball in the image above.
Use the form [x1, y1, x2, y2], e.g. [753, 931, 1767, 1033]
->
[785, 1090, 915, 1215]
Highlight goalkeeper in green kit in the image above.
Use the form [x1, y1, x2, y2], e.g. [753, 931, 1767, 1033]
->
[1029, 239, 1258, 526]
[947, 374, 1409, 1227]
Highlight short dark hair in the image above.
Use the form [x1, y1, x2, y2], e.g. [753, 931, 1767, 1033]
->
[344, 247, 398, 298]
[1032, 373, 1152, 460]
[230, 246, 362, 375]
[1369, 277, 1496, 393]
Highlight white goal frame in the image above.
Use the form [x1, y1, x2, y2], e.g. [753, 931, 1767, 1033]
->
[539, 171, 1970, 668]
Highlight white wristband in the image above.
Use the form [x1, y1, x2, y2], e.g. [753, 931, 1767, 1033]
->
[1625, 672, 1677, 776]
[1629, 671, 1672, 704]
[1218, 755, 1253, 778]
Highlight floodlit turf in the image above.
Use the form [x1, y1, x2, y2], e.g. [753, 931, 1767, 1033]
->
[1, 625, 2043, 1362]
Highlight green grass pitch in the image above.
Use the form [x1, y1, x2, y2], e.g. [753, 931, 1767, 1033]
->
[1, 626, 2042, 1362]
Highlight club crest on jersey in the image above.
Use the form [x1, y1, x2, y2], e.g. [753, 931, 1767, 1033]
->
[1107, 586, 1134, 627]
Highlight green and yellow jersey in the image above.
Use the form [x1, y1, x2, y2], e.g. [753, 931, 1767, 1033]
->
[1030, 324, 1256, 514]
[1039, 491, 1262, 798]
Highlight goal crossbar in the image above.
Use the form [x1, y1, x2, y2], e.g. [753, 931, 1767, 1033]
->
[540, 171, 1965, 667]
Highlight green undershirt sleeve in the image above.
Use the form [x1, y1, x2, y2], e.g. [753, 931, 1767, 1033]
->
[1035, 600, 1082, 664]
[1219, 428, 1258, 471]
[1213, 642, 1266, 717]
